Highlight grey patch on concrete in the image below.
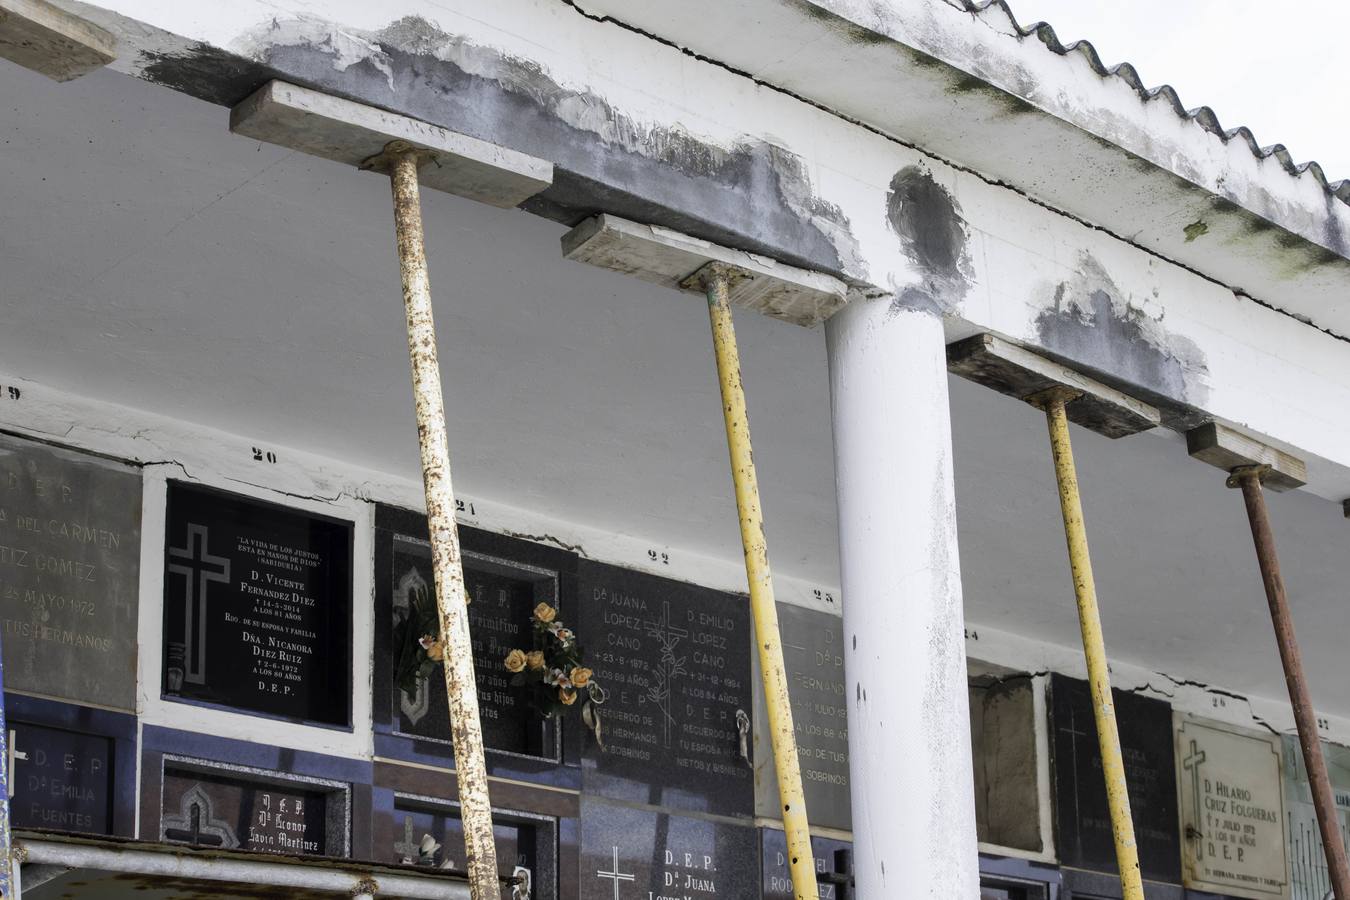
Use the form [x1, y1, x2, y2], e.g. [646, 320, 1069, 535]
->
[1034, 253, 1210, 427]
[139, 42, 281, 106]
[216, 14, 860, 277]
[886, 165, 972, 314]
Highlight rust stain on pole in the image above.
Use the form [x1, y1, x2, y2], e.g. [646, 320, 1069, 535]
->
[1231, 465, 1350, 900]
[388, 145, 501, 900]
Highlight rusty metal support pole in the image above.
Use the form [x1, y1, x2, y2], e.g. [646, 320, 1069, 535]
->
[1231, 466, 1350, 900]
[700, 265, 819, 900]
[1034, 387, 1145, 900]
[388, 146, 500, 900]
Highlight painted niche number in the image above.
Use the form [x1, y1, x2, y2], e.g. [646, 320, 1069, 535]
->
[455, 499, 477, 516]
[251, 446, 278, 464]
[1, 386, 20, 400]
[648, 549, 670, 566]
[1318, 716, 1331, 733]
[813, 589, 836, 604]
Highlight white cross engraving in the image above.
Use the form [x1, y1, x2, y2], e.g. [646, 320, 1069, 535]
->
[596, 845, 635, 900]
[8, 729, 27, 799]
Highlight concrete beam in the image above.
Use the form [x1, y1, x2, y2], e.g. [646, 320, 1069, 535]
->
[0, 0, 114, 81]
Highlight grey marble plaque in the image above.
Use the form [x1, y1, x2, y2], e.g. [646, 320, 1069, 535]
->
[752, 603, 850, 829]
[579, 797, 759, 900]
[761, 827, 850, 899]
[1282, 736, 1350, 900]
[1175, 715, 1288, 899]
[0, 434, 141, 709]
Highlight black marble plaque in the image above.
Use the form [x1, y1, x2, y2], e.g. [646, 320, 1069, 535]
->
[1051, 673, 1182, 883]
[753, 603, 850, 829]
[761, 827, 851, 899]
[0, 434, 141, 709]
[161, 764, 347, 856]
[161, 483, 352, 725]
[580, 797, 759, 900]
[577, 560, 754, 817]
[380, 513, 566, 759]
[10, 720, 113, 834]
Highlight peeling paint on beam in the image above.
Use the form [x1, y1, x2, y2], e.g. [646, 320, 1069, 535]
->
[215, 15, 863, 279]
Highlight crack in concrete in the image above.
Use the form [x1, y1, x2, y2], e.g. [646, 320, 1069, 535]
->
[556, 0, 1350, 348]
[503, 530, 590, 557]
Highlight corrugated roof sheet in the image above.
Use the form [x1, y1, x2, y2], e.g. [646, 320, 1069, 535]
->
[956, 0, 1349, 205]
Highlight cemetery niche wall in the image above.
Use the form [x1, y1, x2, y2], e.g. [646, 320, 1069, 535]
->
[0, 432, 142, 711]
[161, 482, 354, 727]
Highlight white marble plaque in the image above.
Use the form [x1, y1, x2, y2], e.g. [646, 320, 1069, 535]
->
[1176, 715, 1289, 899]
[1282, 736, 1350, 900]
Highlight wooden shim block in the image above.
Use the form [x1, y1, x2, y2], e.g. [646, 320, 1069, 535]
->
[230, 81, 552, 209]
[946, 333, 1160, 438]
[0, 0, 115, 82]
[560, 214, 848, 328]
[1186, 422, 1307, 491]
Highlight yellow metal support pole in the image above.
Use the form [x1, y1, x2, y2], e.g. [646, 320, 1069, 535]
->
[1034, 387, 1145, 900]
[700, 264, 819, 900]
[387, 145, 501, 900]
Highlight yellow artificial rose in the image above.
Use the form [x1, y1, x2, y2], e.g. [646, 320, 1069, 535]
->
[559, 688, 577, 705]
[533, 602, 557, 623]
[570, 667, 593, 688]
[526, 651, 546, 671]
[426, 640, 445, 662]
[503, 649, 528, 673]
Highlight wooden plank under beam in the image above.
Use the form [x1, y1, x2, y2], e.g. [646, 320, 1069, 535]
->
[0, 0, 115, 82]
[1186, 422, 1307, 492]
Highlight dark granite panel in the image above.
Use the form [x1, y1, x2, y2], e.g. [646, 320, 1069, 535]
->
[1051, 674, 1182, 884]
[579, 798, 759, 900]
[577, 560, 754, 818]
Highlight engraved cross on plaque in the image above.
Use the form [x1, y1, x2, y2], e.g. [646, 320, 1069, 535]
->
[596, 846, 635, 900]
[394, 815, 419, 863]
[7, 729, 27, 799]
[645, 601, 688, 748]
[164, 801, 226, 847]
[1059, 706, 1089, 833]
[1183, 738, 1207, 858]
[168, 524, 230, 684]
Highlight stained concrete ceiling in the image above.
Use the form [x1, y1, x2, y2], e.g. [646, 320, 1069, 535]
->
[2, 65, 1347, 719]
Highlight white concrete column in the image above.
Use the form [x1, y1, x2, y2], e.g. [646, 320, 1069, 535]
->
[826, 299, 979, 898]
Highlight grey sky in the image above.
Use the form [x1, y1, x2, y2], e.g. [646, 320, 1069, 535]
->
[1003, 0, 1349, 183]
